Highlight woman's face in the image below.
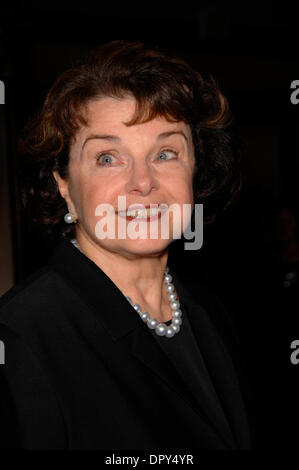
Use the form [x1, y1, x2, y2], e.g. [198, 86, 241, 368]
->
[54, 96, 196, 258]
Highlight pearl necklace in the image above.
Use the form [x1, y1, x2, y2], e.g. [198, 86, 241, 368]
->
[69, 238, 182, 338]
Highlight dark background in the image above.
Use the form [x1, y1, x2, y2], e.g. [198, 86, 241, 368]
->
[1, 0, 299, 451]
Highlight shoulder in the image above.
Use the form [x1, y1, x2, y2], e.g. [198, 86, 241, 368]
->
[0, 263, 75, 336]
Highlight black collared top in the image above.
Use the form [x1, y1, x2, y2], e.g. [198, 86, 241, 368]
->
[0, 239, 252, 450]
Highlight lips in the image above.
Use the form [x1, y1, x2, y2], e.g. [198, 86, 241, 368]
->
[117, 204, 168, 220]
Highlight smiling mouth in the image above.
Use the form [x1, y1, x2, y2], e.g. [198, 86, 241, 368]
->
[117, 206, 168, 221]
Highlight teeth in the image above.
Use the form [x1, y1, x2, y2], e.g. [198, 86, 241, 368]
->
[118, 208, 162, 218]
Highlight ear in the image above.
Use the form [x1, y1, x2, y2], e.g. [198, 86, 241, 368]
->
[52, 170, 68, 199]
[52, 170, 78, 218]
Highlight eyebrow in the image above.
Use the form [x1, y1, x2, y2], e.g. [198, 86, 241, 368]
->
[81, 130, 188, 150]
[82, 134, 121, 149]
[156, 130, 188, 142]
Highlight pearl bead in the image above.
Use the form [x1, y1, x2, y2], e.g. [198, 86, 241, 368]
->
[164, 274, 172, 283]
[140, 311, 149, 321]
[64, 213, 74, 224]
[170, 301, 180, 310]
[173, 317, 182, 326]
[155, 324, 167, 336]
[147, 318, 159, 329]
[168, 292, 177, 301]
[133, 304, 141, 312]
[166, 284, 175, 293]
[172, 324, 180, 333]
[173, 310, 182, 318]
[165, 327, 175, 338]
[126, 296, 132, 304]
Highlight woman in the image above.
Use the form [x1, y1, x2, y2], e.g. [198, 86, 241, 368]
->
[0, 40, 253, 450]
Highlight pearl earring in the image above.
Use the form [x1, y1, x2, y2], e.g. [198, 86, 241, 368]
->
[64, 212, 76, 224]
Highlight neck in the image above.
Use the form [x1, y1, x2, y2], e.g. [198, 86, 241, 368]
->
[75, 229, 172, 322]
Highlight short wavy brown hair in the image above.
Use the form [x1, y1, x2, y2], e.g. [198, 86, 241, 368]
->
[18, 39, 241, 241]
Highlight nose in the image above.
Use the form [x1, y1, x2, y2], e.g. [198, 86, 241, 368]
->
[125, 160, 158, 196]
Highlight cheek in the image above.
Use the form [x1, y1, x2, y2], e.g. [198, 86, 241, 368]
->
[164, 172, 194, 234]
[167, 172, 194, 204]
[84, 186, 107, 215]
[73, 177, 107, 222]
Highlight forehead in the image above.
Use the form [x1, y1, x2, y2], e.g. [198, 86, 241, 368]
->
[76, 97, 191, 140]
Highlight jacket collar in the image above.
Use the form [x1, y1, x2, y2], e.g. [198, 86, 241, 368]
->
[48, 238, 250, 449]
[48, 238, 141, 340]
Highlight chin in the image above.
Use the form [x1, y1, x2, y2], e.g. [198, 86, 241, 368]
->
[105, 238, 172, 257]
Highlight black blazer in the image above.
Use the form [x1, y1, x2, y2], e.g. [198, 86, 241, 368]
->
[0, 239, 253, 450]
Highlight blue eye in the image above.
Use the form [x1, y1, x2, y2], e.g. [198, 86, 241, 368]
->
[96, 153, 114, 166]
[157, 150, 177, 161]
